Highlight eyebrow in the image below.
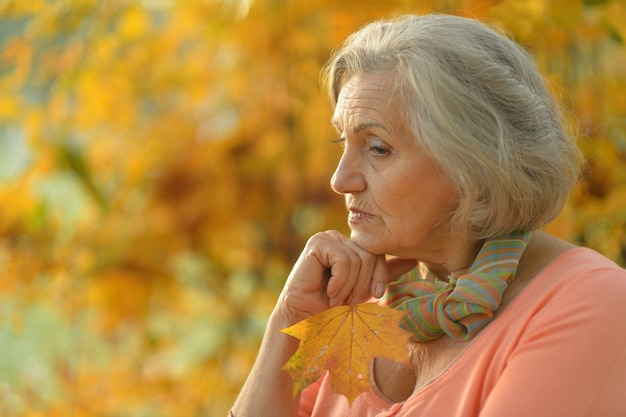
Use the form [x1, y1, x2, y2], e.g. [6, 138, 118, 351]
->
[331, 120, 390, 134]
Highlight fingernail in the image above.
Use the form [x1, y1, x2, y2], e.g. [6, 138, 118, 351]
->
[374, 283, 385, 298]
[329, 297, 337, 308]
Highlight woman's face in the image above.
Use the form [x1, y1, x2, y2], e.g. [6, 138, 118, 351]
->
[330, 71, 461, 261]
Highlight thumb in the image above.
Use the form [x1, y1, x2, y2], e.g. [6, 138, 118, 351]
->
[371, 256, 418, 298]
[386, 257, 418, 281]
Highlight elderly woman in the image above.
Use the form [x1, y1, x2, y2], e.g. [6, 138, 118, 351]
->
[231, 14, 626, 417]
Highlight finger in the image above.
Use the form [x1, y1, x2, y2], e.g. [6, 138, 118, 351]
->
[327, 233, 378, 306]
[344, 249, 377, 306]
[318, 237, 361, 307]
[370, 255, 390, 299]
[370, 257, 418, 298]
[327, 230, 376, 305]
[325, 245, 359, 305]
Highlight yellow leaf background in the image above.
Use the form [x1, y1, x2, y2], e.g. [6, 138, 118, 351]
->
[0, 0, 625, 415]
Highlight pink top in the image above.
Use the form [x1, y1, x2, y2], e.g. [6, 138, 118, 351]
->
[298, 247, 626, 417]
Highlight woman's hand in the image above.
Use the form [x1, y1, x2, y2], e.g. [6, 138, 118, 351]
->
[275, 230, 417, 326]
[232, 230, 416, 417]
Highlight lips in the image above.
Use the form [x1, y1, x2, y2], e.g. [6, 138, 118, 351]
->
[348, 208, 373, 224]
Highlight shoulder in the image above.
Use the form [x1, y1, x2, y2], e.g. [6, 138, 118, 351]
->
[537, 240, 626, 293]
[510, 235, 626, 336]
[500, 231, 626, 326]
[472, 241, 626, 417]
[538, 246, 626, 314]
[510, 231, 625, 295]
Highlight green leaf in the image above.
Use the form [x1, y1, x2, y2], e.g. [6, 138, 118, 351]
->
[56, 141, 108, 211]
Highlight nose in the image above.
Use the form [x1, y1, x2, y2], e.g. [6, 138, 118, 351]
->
[330, 147, 366, 195]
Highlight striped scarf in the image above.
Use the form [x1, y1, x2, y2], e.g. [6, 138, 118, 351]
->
[380, 231, 531, 342]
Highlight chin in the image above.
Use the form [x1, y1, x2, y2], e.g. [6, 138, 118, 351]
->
[349, 231, 387, 255]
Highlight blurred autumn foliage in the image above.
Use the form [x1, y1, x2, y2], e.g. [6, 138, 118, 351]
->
[0, 0, 624, 415]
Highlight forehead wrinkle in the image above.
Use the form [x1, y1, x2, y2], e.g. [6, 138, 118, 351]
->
[354, 122, 390, 134]
[333, 103, 395, 135]
[332, 72, 400, 135]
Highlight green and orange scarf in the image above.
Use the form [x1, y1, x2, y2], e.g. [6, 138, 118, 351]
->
[380, 231, 531, 342]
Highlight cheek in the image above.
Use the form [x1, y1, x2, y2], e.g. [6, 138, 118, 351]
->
[375, 182, 423, 227]
[381, 175, 457, 225]
[374, 181, 412, 215]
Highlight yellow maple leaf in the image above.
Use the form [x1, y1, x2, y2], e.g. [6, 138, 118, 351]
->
[281, 302, 410, 405]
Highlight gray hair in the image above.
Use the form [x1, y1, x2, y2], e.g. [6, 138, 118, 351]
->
[322, 14, 584, 240]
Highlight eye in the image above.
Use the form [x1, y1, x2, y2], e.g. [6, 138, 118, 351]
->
[368, 140, 390, 156]
[331, 137, 346, 148]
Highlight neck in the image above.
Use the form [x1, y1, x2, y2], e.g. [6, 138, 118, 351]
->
[423, 239, 485, 281]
